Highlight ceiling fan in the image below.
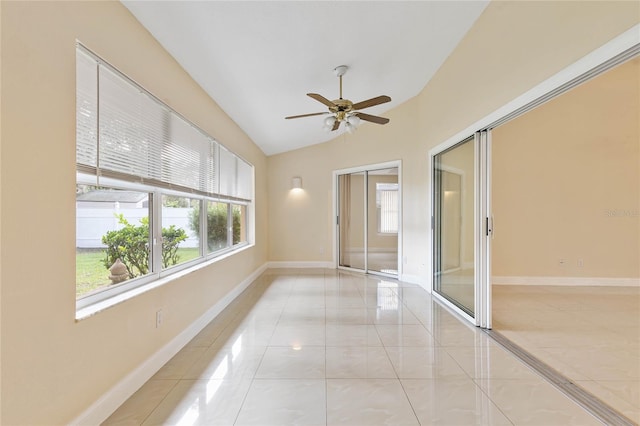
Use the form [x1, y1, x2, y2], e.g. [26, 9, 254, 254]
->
[285, 65, 391, 133]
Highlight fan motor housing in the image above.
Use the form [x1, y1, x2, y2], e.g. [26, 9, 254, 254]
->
[330, 99, 353, 113]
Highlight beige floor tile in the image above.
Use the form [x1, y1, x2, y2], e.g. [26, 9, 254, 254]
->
[326, 346, 397, 379]
[102, 379, 178, 425]
[182, 344, 266, 381]
[151, 346, 207, 380]
[325, 294, 368, 309]
[255, 346, 325, 378]
[385, 346, 469, 379]
[576, 379, 640, 409]
[574, 380, 640, 423]
[278, 307, 326, 325]
[105, 272, 617, 425]
[477, 379, 602, 425]
[326, 324, 382, 346]
[326, 378, 419, 425]
[401, 378, 513, 425]
[326, 307, 370, 325]
[141, 379, 252, 425]
[444, 346, 539, 380]
[375, 324, 436, 347]
[185, 320, 229, 348]
[234, 379, 326, 426]
[366, 306, 422, 325]
[214, 322, 276, 347]
[542, 346, 640, 380]
[268, 323, 326, 347]
[493, 285, 640, 417]
[432, 324, 495, 347]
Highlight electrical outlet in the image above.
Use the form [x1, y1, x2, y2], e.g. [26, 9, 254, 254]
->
[156, 309, 163, 328]
[577, 259, 584, 267]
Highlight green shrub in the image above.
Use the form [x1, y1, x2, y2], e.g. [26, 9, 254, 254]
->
[102, 214, 187, 279]
[188, 203, 241, 252]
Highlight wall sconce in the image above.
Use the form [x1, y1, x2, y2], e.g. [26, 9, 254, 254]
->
[292, 177, 302, 190]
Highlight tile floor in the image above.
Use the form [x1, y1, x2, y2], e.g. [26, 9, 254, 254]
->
[493, 285, 640, 423]
[104, 269, 604, 425]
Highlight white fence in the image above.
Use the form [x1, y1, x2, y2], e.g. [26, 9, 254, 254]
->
[76, 207, 199, 248]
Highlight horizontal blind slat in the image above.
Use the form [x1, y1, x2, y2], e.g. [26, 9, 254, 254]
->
[76, 47, 252, 202]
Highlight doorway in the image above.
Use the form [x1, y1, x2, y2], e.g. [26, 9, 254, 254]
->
[336, 163, 400, 277]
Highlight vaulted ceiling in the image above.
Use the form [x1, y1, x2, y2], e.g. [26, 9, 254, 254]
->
[122, 1, 489, 155]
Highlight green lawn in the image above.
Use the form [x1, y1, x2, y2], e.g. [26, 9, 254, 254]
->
[76, 247, 201, 298]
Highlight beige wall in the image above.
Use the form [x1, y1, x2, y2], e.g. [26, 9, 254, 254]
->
[1, 2, 267, 424]
[268, 97, 419, 265]
[492, 58, 640, 279]
[267, 1, 639, 284]
[1, 0, 638, 424]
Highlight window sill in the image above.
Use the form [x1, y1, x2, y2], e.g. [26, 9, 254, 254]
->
[75, 243, 253, 321]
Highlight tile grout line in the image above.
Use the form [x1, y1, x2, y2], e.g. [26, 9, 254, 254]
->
[484, 329, 637, 426]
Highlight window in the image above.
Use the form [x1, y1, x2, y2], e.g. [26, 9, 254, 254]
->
[161, 195, 201, 270]
[376, 183, 399, 234]
[76, 186, 152, 297]
[206, 201, 229, 253]
[76, 45, 254, 310]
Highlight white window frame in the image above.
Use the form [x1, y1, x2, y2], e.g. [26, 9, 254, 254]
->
[75, 44, 254, 317]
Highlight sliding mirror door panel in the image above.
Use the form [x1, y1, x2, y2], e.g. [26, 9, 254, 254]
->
[367, 168, 399, 275]
[338, 166, 399, 277]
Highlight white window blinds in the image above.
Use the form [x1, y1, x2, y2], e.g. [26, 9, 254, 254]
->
[76, 46, 252, 202]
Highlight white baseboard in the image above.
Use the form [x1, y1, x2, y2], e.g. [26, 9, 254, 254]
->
[399, 273, 430, 292]
[492, 276, 640, 287]
[70, 263, 268, 426]
[267, 260, 334, 269]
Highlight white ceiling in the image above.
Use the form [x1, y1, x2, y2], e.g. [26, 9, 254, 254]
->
[122, 1, 489, 156]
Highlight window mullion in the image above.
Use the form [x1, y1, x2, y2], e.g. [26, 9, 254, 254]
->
[227, 203, 232, 248]
[200, 199, 207, 257]
[152, 191, 163, 274]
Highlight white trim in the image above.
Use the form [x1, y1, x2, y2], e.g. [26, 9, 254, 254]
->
[332, 160, 402, 277]
[492, 276, 640, 287]
[70, 263, 268, 426]
[266, 261, 334, 269]
[76, 244, 255, 319]
[432, 290, 475, 324]
[333, 160, 401, 177]
[400, 273, 430, 291]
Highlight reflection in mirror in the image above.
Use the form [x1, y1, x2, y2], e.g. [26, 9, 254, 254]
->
[377, 281, 399, 311]
[434, 137, 475, 316]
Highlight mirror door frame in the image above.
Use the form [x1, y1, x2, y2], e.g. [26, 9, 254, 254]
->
[333, 160, 402, 279]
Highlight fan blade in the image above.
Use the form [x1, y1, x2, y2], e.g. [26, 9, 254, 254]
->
[355, 112, 390, 125]
[332, 120, 340, 131]
[307, 93, 336, 108]
[352, 95, 391, 111]
[285, 112, 327, 119]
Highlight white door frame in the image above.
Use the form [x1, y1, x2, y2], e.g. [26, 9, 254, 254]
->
[429, 132, 491, 327]
[427, 24, 638, 328]
[333, 160, 402, 278]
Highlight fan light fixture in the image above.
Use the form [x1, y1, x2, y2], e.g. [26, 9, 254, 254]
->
[286, 65, 391, 133]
